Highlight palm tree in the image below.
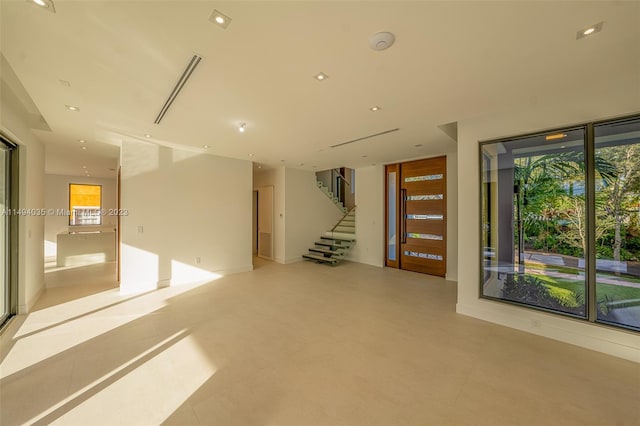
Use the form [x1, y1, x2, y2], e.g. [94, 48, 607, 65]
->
[514, 151, 616, 273]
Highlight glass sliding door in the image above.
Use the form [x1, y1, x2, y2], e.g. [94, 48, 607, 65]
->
[480, 128, 587, 317]
[594, 118, 640, 329]
[0, 138, 14, 327]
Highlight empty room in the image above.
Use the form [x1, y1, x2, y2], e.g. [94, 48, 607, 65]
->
[0, 1, 639, 425]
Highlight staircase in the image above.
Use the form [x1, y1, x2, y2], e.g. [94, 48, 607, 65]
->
[315, 180, 348, 214]
[303, 207, 356, 265]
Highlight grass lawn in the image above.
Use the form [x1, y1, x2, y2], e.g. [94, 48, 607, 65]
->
[527, 272, 640, 307]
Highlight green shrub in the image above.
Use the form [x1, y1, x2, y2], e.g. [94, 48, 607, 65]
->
[501, 274, 585, 316]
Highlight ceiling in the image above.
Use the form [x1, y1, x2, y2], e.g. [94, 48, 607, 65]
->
[1, 1, 639, 178]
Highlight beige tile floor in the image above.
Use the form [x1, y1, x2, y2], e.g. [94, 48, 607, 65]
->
[1, 259, 639, 426]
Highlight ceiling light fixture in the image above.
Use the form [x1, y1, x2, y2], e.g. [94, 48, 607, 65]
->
[79, 139, 86, 143]
[258, 165, 262, 169]
[314, 72, 329, 81]
[144, 134, 152, 138]
[369, 106, 381, 112]
[239, 123, 246, 133]
[29, 0, 55, 12]
[545, 133, 567, 141]
[576, 22, 604, 39]
[210, 9, 231, 29]
[248, 153, 254, 157]
[82, 165, 87, 169]
[65, 105, 80, 111]
[81, 146, 87, 150]
[369, 32, 396, 51]
[415, 144, 423, 147]
[203, 145, 210, 149]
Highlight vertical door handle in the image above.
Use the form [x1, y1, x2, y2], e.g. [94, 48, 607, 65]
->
[401, 188, 407, 244]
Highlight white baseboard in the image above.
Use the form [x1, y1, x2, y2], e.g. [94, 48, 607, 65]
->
[19, 284, 45, 314]
[456, 301, 640, 363]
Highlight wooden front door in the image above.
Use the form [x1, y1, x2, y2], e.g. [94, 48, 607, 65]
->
[387, 157, 447, 276]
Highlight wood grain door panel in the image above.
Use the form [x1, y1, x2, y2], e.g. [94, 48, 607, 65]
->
[399, 157, 447, 277]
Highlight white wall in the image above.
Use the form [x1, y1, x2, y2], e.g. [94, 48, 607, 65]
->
[457, 104, 640, 361]
[253, 167, 285, 263]
[120, 139, 253, 293]
[284, 168, 344, 263]
[446, 153, 458, 282]
[1, 69, 45, 314]
[347, 165, 385, 267]
[44, 174, 117, 255]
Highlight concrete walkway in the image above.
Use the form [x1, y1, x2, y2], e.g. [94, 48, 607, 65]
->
[523, 251, 640, 289]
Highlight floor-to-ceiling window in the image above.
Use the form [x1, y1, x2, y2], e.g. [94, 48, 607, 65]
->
[480, 115, 640, 331]
[0, 136, 16, 328]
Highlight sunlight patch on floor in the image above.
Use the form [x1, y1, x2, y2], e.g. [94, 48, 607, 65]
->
[2, 280, 216, 380]
[27, 330, 216, 425]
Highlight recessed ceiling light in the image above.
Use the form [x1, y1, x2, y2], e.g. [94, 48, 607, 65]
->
[65, 105, 80, 111]
[239, 123, 246, 133]
[258, 165, 262, 169]
[33, 0, 47, 6]
[577, 22, 604, 39]
[210, 10, 231, 29]
[82, 165, 87, 169]
[369, 106, 381, 112]
[144, 134, 152, 138]
[78, 139, 86, 143]
[415, 144, 423, 147]
[314, 72, 329, 81]
[81, 146, 87, 150]
[203, 145, 210, 149]
[249, 153, 254, 157]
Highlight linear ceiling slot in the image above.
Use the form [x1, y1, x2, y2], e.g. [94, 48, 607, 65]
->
[154, 55, 202, 125]
[330, 128, 400, 148]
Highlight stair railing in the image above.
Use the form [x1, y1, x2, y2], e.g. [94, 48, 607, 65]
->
[330, 206, 356, 232]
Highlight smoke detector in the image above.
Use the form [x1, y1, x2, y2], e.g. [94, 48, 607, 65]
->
[369, 32, 395, 51]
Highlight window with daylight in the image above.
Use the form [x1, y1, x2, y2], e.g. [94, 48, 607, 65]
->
[480, 115, 640, 331]
[69, 184, 102, 226]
